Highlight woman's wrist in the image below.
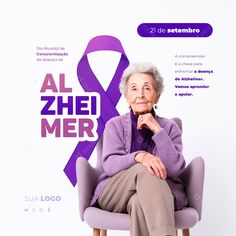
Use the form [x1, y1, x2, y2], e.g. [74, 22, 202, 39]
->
[135, 152, 146, 163]
[153, 124, 162, 133]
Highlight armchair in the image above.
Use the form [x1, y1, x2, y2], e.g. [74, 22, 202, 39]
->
[76, 118, 205, 236]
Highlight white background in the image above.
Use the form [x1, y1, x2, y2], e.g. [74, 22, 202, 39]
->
[0, 0, 236, 235]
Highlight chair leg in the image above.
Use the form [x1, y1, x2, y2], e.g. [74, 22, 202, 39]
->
[182, 228, 190, 236]
[101, 229, 107, 236]
[176, 229, 178, 236]
[93, 228, 100, 236]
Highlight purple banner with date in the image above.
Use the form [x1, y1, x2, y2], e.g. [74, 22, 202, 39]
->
[137, 23, 213, 37]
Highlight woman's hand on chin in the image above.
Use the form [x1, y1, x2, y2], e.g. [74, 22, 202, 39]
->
[135, 152, 167, 179]
[137, 113, 162, 133]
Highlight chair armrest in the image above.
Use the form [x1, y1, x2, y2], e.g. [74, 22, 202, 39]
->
[179, 156, 205, 220]
[76, 157, 100, 221]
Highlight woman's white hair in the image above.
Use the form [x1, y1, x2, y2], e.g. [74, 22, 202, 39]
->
[119, 63, 164, 96]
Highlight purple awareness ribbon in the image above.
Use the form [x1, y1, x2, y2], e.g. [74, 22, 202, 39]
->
[64, 35, 129, 186]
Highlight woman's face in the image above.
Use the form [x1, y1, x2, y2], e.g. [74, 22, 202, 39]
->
[125, 73, 159, 115]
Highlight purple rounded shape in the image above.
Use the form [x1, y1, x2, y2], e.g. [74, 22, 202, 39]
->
[137, 23, 213, 37]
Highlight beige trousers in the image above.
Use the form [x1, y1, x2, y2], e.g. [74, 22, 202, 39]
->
[98, 163, 176, 236]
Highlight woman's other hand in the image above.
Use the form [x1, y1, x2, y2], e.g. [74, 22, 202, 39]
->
[135, 152, 167, 179]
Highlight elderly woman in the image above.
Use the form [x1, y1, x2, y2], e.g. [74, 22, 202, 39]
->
[90, 63, 188, 236]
